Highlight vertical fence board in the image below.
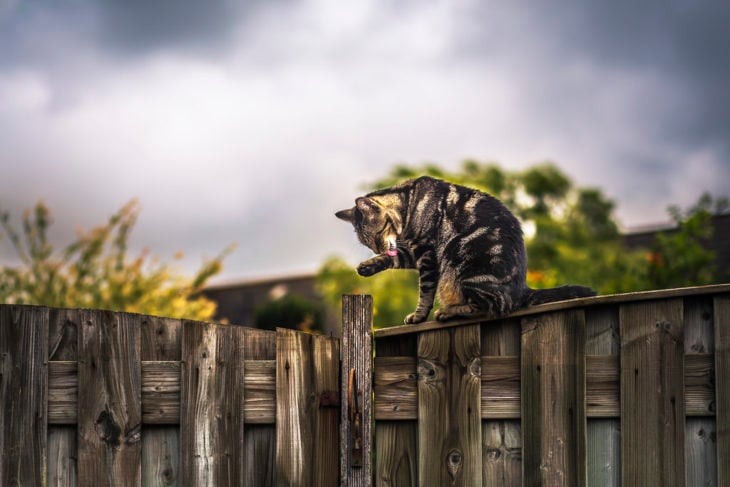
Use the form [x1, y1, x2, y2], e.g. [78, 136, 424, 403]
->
[684, 296, 717, 486]
[77, 310, 141, 487]
[48, 426, 78, 486]
[620, 299, 685, 486]
[276, 328, 314, 486]
[418, 325, 481, 487]
[48, 308, 80, 487]
[0, 305, 49, 487]
[244, 328, 277, 487]
[375, 335, 417, 487]
[585, 306, 620, 487]
[142, 428, 179, 487]
[482, 318, 521, 486]
[521, 310, 586, 487]
[142, 316, 181, 487]
[715, 295, 730, 486]
[180, 321, 247, 486]
[685, 418, 717, 487]
[313, 334, 340, 487]
[341, 294, 373, 487]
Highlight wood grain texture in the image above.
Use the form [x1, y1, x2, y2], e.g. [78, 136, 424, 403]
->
[373, 353, 712, 420]
[0, 305, 49, 487]
[715, 295, 730, 487]
[341, 294, 373, 486]
[685, 418, 717, 487]
[141, 316, 181, 487]
[142, 427, 179, 487]
[585, 306, 620, 487]
[180, 321, 247, 487]
[276, 328, 340, 487]
[77, 309, 141, 487]
[242, 328, 276, 487]
[620, 299, 685, 487]
[47, 308, 79, 487]
[521, 309, 587, 487]
[418, 325, 482, 487]
[48, 426, 78, 487]
[375, 335, 417, 487]
[481, 318, 521, 486]
[483, 420, 522, 486]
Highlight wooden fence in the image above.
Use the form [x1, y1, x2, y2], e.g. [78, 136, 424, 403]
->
[1, 283, 729, 486]
[371, 284, 730, 486]
[0, 306, 348, 486]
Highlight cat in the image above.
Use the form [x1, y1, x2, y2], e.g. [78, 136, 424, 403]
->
[336, 176, 596, 324]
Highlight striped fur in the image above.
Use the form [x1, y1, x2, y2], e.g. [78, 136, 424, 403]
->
[336, 176, 596, 324]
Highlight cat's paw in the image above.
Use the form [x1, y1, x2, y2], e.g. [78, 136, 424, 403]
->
[357, 261, 380, 277]
[357, 256, 391, 276]
[404, 312, 428, 324]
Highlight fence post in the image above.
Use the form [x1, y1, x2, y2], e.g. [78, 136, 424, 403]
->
[341, 295, 373, 487]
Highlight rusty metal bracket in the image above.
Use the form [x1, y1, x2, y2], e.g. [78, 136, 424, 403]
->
[348, 368, 363, 467]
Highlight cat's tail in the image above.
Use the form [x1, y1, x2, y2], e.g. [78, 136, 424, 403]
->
[521, 285, 597, 307]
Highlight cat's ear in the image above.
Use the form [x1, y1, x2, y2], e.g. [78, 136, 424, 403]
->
[356, 197, 379, 214]
[335, 207, 355, 222]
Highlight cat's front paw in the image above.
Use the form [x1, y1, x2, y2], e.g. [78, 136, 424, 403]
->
[404, 312, 428, 324]
[357, 256, 391, 276]
[357, 262, 379, 277]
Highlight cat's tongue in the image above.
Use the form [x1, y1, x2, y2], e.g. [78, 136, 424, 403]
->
[386, 239, 397, 257]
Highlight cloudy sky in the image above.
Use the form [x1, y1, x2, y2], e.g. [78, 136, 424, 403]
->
[1, 0, 729, 284]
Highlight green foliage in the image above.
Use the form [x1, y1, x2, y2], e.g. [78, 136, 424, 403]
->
[254, 294, 325, 332]
[320, 160, 727, 328]
[0, 200, 233, 320]
[646, 193, 727, 289]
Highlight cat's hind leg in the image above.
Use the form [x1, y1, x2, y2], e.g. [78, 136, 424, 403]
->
[435, 281, 514, 321]
[434, 303, 479, 321]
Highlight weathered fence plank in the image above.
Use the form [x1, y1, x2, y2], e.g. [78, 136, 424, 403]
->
[0, 305, 49, 487]
[481, 318, 521, 486]
[141, 316, 181, 487]
[418, 325, 482, 486]
[715, 295, 730, 487]
[620, 299, 685, 486]
[276, 328, 340, 487]
[180, 320, 247, 486]
[77, 309, 142, 487]
[243, 328, 276, 487]
[521, 309, 586, 487]
[48, 308, 79, 487]
[684, 296, 717, 486]
[341, 294, 372, 486]
[375, 335, 417, 487]
[585, 305, 620, 487]
[48, 426, 78, 487]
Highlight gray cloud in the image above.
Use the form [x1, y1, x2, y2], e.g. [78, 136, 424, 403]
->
[1, 0, 729, 281]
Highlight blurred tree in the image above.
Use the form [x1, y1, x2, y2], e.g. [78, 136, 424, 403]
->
[319, 160, 726, 328]
[254, 293, 325, 333]
[0, 200, 233, 320]
[646, 192, 728, 289]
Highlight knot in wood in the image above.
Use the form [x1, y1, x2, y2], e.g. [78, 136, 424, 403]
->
[95, 410, 121, 449]
[446, 449, 463, 481]
[469, 357, 481, 377]
[417, 359, 442, 382]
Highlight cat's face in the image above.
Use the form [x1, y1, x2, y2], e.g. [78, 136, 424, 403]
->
[336, 197, 399, 255]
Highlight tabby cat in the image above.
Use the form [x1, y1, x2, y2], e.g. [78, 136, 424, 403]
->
[336, 176, 596, 324]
